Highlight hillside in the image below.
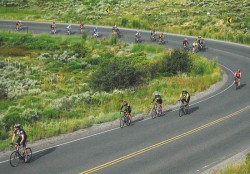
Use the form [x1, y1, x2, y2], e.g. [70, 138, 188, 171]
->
[0, 0, 249, 44]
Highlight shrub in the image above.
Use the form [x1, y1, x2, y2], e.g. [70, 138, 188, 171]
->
[121, 18, 128, 27]
[90, 57, 147, 91]
[0, 85, 7, 100]
[160, 49, 192, 75]
[132, 20, 141, 28]
[66, 61, 82, 72]
[0, 129, 8, 140]
[42, 109, 61, 120]
[2, 112, 23, 131]
[109, 34, 117, 45]
[72, 42, 88, 58]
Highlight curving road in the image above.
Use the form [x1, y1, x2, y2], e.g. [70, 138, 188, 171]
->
[0, 20, 250, 174]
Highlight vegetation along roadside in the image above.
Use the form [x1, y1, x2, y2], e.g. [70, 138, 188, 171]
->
[0, 31, 221, 151]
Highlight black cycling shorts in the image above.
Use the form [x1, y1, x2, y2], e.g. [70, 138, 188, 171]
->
[16, 137, 27, 148]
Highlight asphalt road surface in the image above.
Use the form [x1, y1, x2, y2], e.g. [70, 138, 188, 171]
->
[0, 20, 249, 174]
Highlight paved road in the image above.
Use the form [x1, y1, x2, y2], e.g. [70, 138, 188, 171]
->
[0, 20, 250, 174]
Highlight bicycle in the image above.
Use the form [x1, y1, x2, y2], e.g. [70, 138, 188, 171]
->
[151, 103, 162, 119]
[234, 77, 240, 89]
[10, 144, 32, 167]
[120, 111, 132, 128]
[135, 36, 142, 43]
[178, 100, 189, 117]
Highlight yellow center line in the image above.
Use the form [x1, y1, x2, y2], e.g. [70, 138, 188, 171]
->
[80, 105, 250, 174]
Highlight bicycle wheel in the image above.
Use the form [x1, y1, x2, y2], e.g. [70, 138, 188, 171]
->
[10, 151, 21, 167]
[126, 117, 131, 126]
[25, 148, 32, 163]
[120, 117, 125, 128]
[151, 108, 157, 119]
[179, 107, 184, 117]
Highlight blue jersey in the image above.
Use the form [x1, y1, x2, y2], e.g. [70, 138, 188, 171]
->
[14, 129, 27, 138]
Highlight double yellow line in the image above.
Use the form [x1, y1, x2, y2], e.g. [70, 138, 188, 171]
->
[80, 105, 250, 174]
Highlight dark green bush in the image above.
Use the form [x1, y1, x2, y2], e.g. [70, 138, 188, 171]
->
[42, 109, 61, 120]
[85, 57, 102, 65]
[121, 18, 128, 27]
[66, 61, 82, 72]
[2, 112, 23, 131]
[72, 42, 88, 58]
[0, 129, 8, 140]
[160, 48, 192, 75]
[90, 58, 147, 91]
[46, 61, 64, 72]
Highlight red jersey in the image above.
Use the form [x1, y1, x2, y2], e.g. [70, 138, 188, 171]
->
[234, 71, 241, 78]
[183, 40, 189, 45]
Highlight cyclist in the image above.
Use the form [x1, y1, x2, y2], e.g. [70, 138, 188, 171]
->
[11, 124, 28, 162]
[120, 100, 132, 121]
[192, 40, 198, 52]
[179, 88, 190, 110]
[152, 92, 163, 114]
[66, 24, 72, 35]
[112, 25, 119, 33]
[93, 27, 99, 37]
[135, 31, 141, 41]
[80, 22, 84, 33]
[234, 69, 241, 86]
[159, 33, 165, 43]
[15, 20, 22, 31]
[50, 21, 56, 34]
[150, 29, 156, 41]
[183, 38, 189, 48]
[197, 36, 203, 50]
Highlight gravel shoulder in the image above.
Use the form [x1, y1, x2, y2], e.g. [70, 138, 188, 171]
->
[1, 71, 248, 170]
[201, 147, 250, 174]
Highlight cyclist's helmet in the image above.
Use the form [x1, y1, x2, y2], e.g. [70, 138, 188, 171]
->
[182, 88, 187, 92]
[154, 91, 161, 98]
[123, 100, 128, 105]
[14, 124, 20, 129]
[238, 69, 240, 72]
[185, 38, 187, 41]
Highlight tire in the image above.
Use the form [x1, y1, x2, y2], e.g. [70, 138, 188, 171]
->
[179, 107, 184, 117]
[25, 148, 32, 163]
[120, 117, 125, 128]
[10, 151, 21, 167]
[151, 109, 157, 119]
[126, 117, 131, 126]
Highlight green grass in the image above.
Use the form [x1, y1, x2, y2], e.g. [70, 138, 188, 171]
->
[212, 153, 250, 174]
[0, 30, 221, 151]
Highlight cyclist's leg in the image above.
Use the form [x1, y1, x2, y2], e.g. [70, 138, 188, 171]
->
[156, 102, 160, 112]
[128, 111, 132, 121]
[22, 139, 28, 155]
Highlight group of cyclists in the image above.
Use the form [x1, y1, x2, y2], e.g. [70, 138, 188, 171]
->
[182, 36, 207, 52]
[11, 21, 242, 156]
